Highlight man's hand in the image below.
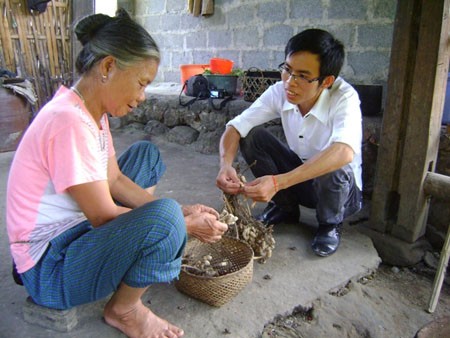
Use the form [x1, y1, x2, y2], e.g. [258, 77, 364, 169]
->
[216, 165, 242, 195]
[242, 175, 277, 202]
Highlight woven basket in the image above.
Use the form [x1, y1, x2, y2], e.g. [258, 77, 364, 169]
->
[175, 237, 254, 307]
[242, 67, 281, 102]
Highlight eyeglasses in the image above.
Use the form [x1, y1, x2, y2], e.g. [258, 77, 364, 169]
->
[278, 63, 322, 84]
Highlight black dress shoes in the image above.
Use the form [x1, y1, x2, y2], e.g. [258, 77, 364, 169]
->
[255, 201, 300, 225]
[311, 223, 343, 257]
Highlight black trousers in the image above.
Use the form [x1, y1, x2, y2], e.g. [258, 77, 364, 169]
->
[239, 127, 362, 225]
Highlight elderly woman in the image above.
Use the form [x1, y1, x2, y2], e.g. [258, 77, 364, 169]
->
[6, 9, 227, 338]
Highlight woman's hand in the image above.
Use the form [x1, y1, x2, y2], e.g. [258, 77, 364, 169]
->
[183, 204, 228, 243]
[182, 204, 219, 218]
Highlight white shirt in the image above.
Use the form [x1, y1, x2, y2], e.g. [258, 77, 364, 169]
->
[228, 78, 363, 189]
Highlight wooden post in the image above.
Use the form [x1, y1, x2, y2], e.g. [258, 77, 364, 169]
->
[428, 223, 450, 313]
[369, 0, 416, 233]
[370, 0, 450, 243]
[423, 172, 450, 313]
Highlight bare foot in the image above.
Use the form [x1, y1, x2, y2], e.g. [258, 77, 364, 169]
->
[104, 299, 184, 338]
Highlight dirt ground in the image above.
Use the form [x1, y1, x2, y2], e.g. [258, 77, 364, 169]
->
[261, 260, 450, 338]
[2, 127, 448, 337]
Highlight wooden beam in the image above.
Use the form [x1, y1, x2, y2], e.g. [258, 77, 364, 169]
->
[423, 172, 450, 201]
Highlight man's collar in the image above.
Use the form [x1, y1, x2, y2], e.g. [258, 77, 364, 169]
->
[307, 89, 330, 123]
[281, 89, 330, 123]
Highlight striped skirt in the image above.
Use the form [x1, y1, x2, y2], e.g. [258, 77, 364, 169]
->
[21, 141, 187, 310]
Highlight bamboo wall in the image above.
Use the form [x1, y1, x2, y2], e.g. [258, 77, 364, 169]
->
[0, 0, 71, 109]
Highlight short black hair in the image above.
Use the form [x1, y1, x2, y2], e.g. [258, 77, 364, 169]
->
[285, 29, 345, 79]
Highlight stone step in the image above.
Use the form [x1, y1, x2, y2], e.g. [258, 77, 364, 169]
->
[23, 297, 78, 332]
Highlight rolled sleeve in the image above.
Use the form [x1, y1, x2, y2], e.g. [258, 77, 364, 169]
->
[329, 91, 362, 155]
[227, 82, 283, 137]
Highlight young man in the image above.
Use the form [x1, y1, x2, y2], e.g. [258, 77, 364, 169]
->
[216, 29, 362, 257]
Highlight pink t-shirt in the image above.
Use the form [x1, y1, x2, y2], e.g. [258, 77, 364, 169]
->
[6, 86, 115, 273]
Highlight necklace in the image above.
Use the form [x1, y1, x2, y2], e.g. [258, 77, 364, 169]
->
[70, 85, 105, 151]
[70, 86, 85, 103]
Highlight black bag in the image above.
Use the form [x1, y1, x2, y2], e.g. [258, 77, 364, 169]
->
[179, 74, 234, 110]
[186, 74, 210, 98]
[27, 0, 51, 13]
[179, 74, 211, 107]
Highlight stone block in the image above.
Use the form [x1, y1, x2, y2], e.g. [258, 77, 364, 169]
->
[164, 71, 183, 83]
[199, 110, 229, 132]
[346, 51, 391, 81]
[373, 0, 397, 20]
[192, 50, 215, 63]
[158, 32, 184, 50]
[167, 0, 185, 12]
[145, 1, 165, 14]
[329, 26, 354, 49]
[145, 120, 169, 136]
[160, 14, 182, 31]
[358, 24, 394, 49]
[359, 226, 432, 266]
[23, 297, 78, 332]
[143, 15, 161, 33]
[328, 0, 367, 19]
[228, 6, 254, 26]
[290, 0, 323, 19]
[242, 51, 274, 69]
[235, 28, 259, 48]
[186, 31, 208, 49]
[208, 30, 233, 48]
[167, 125, 199, 144]
[257, 2, 287, 22]
[193, 129, 224, 154]
[109, 116, 126, 130]
[263, 25, 294, 48]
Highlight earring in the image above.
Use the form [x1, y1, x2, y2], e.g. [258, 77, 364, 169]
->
[101, 74, 107, 83]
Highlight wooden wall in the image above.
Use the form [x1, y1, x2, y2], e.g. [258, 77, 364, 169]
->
[0, 0, 71, 109]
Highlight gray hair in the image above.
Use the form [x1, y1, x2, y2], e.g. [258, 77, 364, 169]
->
[74, 8, 160, 74]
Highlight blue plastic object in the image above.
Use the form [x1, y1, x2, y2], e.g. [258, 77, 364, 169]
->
[442, 73, 450, 124]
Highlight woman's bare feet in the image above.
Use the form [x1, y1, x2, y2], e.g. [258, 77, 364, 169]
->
[104, 299, 184, 338]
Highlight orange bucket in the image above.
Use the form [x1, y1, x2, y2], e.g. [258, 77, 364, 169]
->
[210, 58, 233, 75]
[180, 64, 209, 87]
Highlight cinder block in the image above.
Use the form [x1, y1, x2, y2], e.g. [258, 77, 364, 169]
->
[256, 2, 286, 22]
[23, 297, 78, 332]
[209, 30, 233, 48]
[264, 25, 294, 48]
[329, 0, 367, 19]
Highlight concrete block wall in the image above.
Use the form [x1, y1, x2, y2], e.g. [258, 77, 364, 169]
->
[127, 0, 396, 90]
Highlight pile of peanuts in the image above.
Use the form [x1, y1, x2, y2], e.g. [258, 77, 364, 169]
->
[221, 184, 276, 263]
[181, 253, 231, 277]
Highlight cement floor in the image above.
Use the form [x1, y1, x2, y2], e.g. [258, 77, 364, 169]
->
[0, 128, 381, 338]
